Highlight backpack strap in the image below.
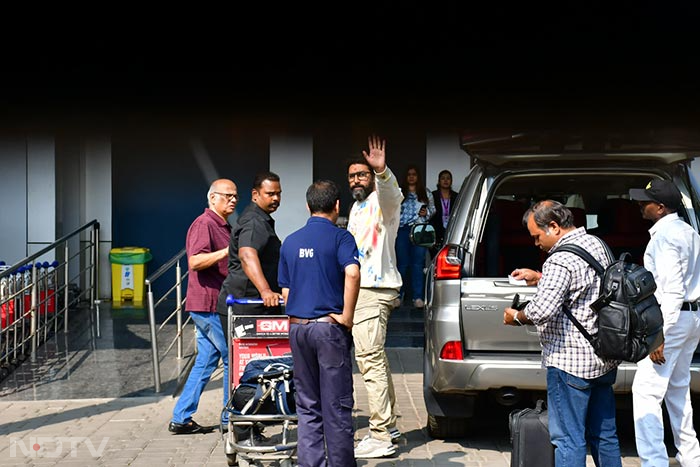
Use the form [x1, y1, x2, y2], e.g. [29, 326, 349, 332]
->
[551, 243, 604, 345]
[560, 305, 595, 344]
[556, 244, 605, 275]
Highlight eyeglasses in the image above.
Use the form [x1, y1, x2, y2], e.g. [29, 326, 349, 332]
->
[348, 171, 371, 182]
[214, 192, 238, 201]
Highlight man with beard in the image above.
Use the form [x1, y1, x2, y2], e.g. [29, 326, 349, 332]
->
[217, 171, 283, 443]
[346, 136, 404, 459]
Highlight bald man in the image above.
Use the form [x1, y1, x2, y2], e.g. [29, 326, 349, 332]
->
[169, 178, 238, 435]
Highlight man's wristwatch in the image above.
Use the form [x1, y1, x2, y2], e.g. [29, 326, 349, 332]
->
[512, 310, 524, 326]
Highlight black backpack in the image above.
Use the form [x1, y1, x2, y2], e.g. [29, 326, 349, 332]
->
[556, 240, 664, 363]
[231, 356, 296, 416]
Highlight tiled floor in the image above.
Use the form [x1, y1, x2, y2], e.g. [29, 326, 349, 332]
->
[0, 300, 659, 466]
[0, 299, 424, 401]
[0, 302, 195, 401]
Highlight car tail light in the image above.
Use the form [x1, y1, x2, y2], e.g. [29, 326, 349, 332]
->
[440, 341, 464, 360]
[435, 244, 462, 280]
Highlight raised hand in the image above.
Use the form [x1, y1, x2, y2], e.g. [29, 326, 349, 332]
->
[362, 135, 386, 173]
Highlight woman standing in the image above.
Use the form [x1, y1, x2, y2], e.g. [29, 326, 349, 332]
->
[429, 170, 458, 256]
[396, 165, 435, 308]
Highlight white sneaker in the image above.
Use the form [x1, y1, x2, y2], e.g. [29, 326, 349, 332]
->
[388, 427, 402, 443]
[413, 298, 425, 308]
[354, 435, 396, 458]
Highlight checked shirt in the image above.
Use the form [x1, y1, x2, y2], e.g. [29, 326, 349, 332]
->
[523, 227, 620, 379]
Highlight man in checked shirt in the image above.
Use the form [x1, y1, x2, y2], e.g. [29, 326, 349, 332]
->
[504, 200, 622, 467]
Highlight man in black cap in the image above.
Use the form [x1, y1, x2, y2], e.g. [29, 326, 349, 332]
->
[629, 179, 700, 467]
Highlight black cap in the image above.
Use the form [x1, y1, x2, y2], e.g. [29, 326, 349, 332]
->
[629, 179, 681, 210]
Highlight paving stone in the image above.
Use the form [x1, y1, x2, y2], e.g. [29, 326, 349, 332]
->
[0, 303, 647, 466]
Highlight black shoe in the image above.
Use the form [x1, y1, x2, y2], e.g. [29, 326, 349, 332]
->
[168, 420, 212, 435]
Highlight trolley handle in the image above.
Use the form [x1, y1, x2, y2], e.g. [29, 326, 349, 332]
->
[225, 294, 285, 306]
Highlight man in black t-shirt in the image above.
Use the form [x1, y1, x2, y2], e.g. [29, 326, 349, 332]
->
[217, 171, 283, 318]
[216, 171, 283, 443]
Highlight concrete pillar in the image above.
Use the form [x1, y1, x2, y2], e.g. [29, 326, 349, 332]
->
[26, 137, 56, 262]
[82, 137, 112, 299]
[269, 135, 313, 242]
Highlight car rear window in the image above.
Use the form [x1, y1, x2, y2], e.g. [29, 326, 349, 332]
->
[474, 173, 655, 277]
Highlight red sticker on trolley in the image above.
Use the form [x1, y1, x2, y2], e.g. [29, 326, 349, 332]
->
[256, 318, 289, 334]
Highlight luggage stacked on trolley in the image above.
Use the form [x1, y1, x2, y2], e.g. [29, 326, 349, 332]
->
[223, 295, 297, 467]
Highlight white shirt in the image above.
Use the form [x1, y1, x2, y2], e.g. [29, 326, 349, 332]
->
[347, 166, 404, 289]
[644, 212, 700, 333]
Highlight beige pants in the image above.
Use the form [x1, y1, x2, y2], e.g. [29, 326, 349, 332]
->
[352, 288, 398, 441]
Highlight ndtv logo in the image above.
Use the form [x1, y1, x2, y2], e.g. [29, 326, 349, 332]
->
[256, 319, 289, 333]
[10, 437, 110, 458]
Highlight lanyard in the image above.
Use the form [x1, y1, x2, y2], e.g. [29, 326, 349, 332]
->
[441, 197, 450, 215]
[441, 197, 450, 227]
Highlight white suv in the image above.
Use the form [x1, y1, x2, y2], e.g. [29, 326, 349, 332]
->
[417, 131, 700, 438]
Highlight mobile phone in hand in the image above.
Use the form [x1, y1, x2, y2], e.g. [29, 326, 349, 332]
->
[511, 293, 520, 309]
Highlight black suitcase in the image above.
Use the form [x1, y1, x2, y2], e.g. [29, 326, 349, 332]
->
[509, 399, 555, 467]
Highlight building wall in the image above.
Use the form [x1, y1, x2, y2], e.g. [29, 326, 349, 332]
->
[111, 125, 270, 297]
[426, 133, 471, 194]
[0, 135, 112, 297]
[7, 125, 700, 305]
[0, 138, 28, 265]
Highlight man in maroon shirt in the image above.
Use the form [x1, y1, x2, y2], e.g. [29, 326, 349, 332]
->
[169, 178, 238, 435]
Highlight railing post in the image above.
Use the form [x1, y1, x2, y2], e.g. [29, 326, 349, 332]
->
[30, 265, 38, 361]
[146, 281, 161, 393]
[94, 223, 100, 303]
[64, 243, 70, 333]
[176, 259, 183, 359]
[89, 228, 95, 307]
[92, 222, 100, 304]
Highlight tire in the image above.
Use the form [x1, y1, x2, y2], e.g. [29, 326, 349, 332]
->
[427, 414, 469, 439]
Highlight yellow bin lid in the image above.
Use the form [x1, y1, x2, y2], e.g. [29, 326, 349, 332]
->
[111, 247, 150, 254]
[110, 247, 152, 264]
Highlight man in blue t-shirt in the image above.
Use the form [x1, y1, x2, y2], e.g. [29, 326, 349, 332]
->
[278, 180, 361, 467]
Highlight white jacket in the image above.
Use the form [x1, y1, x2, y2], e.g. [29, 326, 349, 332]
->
[347, 166, 404, 290]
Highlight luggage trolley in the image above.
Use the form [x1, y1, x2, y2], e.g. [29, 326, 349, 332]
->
[222, 295, 297, 467]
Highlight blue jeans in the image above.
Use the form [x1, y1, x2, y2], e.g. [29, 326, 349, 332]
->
[547, 366, 621, 467]
[395, 225, 427, 301]
[172, 311, 229, 424]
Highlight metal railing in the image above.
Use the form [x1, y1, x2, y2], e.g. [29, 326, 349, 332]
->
[145, 247, 191, 393]
[0, 220, 100, 375]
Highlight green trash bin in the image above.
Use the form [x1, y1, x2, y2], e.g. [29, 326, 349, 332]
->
[109, 247, 152, 304]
